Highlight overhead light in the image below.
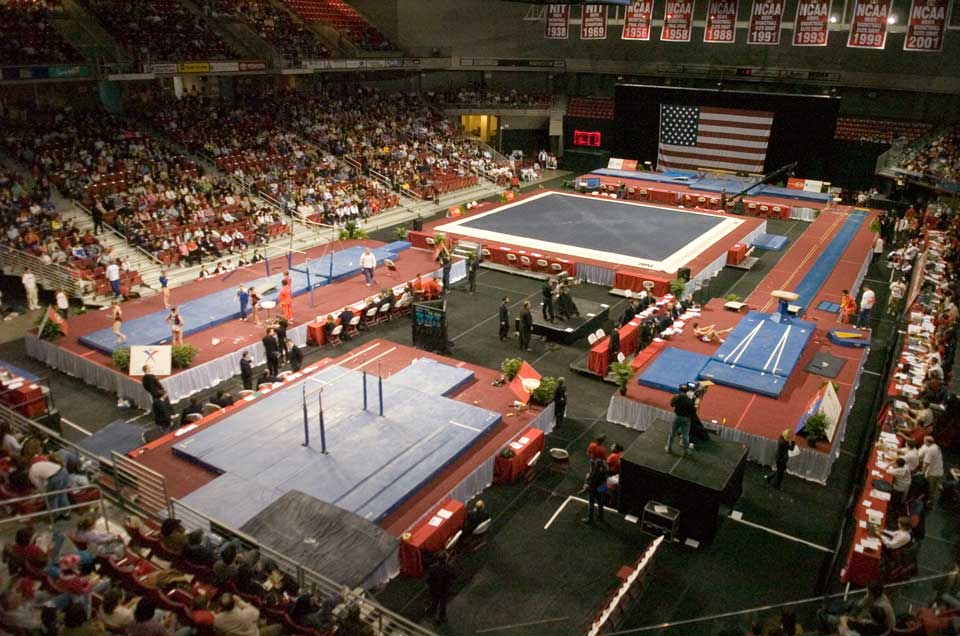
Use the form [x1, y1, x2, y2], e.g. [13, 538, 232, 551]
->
[829, 14, 838, 22]
[887, 14, 897, 23]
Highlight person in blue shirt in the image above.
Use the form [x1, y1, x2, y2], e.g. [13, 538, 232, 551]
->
[237, 286, 250, 321]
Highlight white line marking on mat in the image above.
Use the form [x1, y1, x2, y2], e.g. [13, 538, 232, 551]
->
[729, 514, 832, 552]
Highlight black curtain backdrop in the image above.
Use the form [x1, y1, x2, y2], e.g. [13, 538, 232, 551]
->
[613, 84, 840, 180]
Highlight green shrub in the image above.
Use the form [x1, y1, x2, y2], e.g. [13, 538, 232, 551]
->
[501, 357, 522, 380]
[112, 347, 131, 370]
[669, 278, 686, 297]
[725, 293, 741, 302]
[531, 376, 558, 406]
[171, 344, 199, 369]
[803, 411, 828, 442]
[610, 361, 635, 394]
[338, 220, 368, 240]
[394, 226, 408, 241]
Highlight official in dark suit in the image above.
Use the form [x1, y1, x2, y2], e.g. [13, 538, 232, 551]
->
[261, 328, 280, 377]
[467, 253, 480, 293]
[607, 326, 620, 359]
[141, 365, 162, 398]
[767, 429, 796, 489]
[338, 308, 354, 340]
[519, 301, 534, 351]
[152, 389, 174, 430]
[498, 298, 510, 341]
[287, 340, 303, 372]
[553, 377, 567, 427]
[541, 280, 555, 322]
[620, 301, 637, 327]
[275, 318, 289, 360]
[239, 351, 254, 390]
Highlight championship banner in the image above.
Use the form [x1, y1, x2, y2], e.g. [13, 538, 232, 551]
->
[903, 0, 948, 51]
[580, 4, 608, 39]
[747, 0, 785, 44]
[545, 4, 570, 39]
[622, 0, 654, 40]
[793, 0, 831, 46]
[847, 0, 893, 48]
[704, 0, 739, 42]
[661, 0, 695, 41]
[177, 61, 211, 74]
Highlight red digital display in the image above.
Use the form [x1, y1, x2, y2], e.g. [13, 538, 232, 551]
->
[573, 130, 602, 147]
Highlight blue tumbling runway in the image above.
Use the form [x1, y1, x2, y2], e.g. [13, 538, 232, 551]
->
[637, 348, 711, 393]
[752, 233, 789, 251]
[174, 361, 500, 528]
[78, 244, 406, 355]
[791, 211, 867, 315]
[458, 192, 724, 262]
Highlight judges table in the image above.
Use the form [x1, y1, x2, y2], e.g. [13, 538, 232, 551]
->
[587, 319, 643, 376]
[841, 431, 899, 586]
[494, 427, 545, 483]
[0, 377, 46, 418]
[399, 498, 466, 577]
[306, 322, 326, 346]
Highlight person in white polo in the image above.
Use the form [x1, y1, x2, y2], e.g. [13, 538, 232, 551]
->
[22, 269, 39, 311]
[857, 286, 876, 329]
[359, 247, 377, 287]
[106, 259, 121, 298]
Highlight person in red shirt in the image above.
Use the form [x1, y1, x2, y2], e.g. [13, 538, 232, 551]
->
[422, 277, 442, 300]
[606, 443, 624, 475]
[2, 527, 48, 575]
[587, 434, 607, 461]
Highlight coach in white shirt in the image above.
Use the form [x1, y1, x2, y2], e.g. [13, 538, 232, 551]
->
[857, 286, 876, 329]
[106, 260, 121, 298]
[359, 247, 377, 287]
[920, 435, 945, 507]
[22, 269, 39, 310]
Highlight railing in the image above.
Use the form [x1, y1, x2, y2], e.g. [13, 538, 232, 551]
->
[110, 451, 171, 518]
[0, 485, 111, 528]
[0, 244, 87, 298]
[170, 499, 439, 636]
[73, 200, 162, 266]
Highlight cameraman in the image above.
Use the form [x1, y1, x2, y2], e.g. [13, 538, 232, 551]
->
[667, 383, 698, 455]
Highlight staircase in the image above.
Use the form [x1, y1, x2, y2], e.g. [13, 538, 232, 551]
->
[55, 0, 132, 67]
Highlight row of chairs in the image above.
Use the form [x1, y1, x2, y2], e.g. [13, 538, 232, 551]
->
[325, 296, 413, 345]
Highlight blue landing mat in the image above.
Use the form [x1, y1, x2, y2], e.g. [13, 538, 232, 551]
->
[588, 169, 834, 203]
[385, 358, 474, 397]
[817, 301, 841, 313]
[78, 245, 402, 355]
[76, 419, 145, 457]
[828, 329, 871, 348]
[637, 348, 711, 393]
[792, 211, 867, 315]
[699, 360, 789, 398]
[752, 233, 789, 251]
[175, 362, 500, 527]
[711, 311, 814, 378]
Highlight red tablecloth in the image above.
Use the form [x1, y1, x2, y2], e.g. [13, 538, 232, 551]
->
[727, 243, 747, 266]
[613, 271, 670, 296]
[647, 189, 679, 205]
[620, 320, 641, 357]
[588, 339, 611, 376]
[632, 339, 665, 373]
[399, 499, 466, 577]
[2, 380, 45, 418]
[493, 428, 545, 483]
[306, 323, 325, 346]
[842, 440, 898, 586]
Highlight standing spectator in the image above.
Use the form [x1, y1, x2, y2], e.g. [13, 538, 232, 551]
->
[873, 234, 885, 264]
[553, 377, 567, 428]
[467, 252, 479, 293]
[666, 384, 696, 455]
[858, 287, 876, 329]
[583, 455, 607, 525]
[887, 457, 912, 514]
[106, 259, 121, 298]
[498, 297, 510, 341]
[359, 247, 377, 287]
[425, 553, 456, 623]
[518, 301, 533, 351]
[91, 202, 104, 235]
[56, 289, 69, 318]
[607, 325, 621, 360]
[541, 279, 555, 323]
[28, 454, 70, 518]
[766, 429, 796, 489]
[888, 278, 906, 314]
[22, 269, 39, 311]
[262, 328, 280, 377]
[240, 351, 254, 390]
[587, 434, 608, 461]
[920, 435, 945, 508]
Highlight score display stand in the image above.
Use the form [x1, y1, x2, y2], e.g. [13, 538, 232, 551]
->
[411, 299, 449, 354]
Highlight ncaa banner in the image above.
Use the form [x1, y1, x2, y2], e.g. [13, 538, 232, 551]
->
[580, 4, 608, 39]
[545, 4, 570, 39]
[661, 0, 696, 41]
[793, 0, 831, 45]
[747, 0, 785, 43]
[903, 0, 948, 51]
[704, 0, 739, 42]
[622, 1, 654, 40]
[847, 0, 893, 48]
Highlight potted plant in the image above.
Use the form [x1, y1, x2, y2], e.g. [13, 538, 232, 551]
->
[171, 344, 200, 369]
[725, 293, 741, 303]
[610, 361, 635, 395]
[394, 226, 409, 241]
[338, 220, 368, 241]
[112, 347, 131, 371]
[531, 376, 558, 406]
[501, 357, 522, 381]
[802, 411, 829, 447]
[37, 317, 63, 341]
[669, 277, 686, 297]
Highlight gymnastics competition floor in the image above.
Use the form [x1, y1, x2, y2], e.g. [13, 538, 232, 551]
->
[434, 191, 744, 271]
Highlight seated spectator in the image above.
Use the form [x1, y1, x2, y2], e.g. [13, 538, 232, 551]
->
[179, 397, 203, 427]
[128, 597, 193, 636]
[62, 601, 106, 636]
[463, 500, 490, 535]
[213, 390, 235, 408]
[875, 516, 914, 551]
[71, 516, 125, 559]
[159, 518, 188, 555]
[213, 592, 281, 636]
[289, 594, 336, 632]
[98, 586, 137, 633]
[2, 526, 49, 575]
[182, 529, 216, 567]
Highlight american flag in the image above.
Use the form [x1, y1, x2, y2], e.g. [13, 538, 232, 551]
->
[657, 105, 773, 174]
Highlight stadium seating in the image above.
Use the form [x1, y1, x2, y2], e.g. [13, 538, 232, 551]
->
[280, 0, 391, 50]
[897, 127, 960, 186]
[567, 97, 616, 120]
[834, 117, 932, 144]
[0, 0, 81, 65]
[209, 0, 330, 61]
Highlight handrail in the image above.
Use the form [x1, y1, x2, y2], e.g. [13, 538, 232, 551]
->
[0, 485, 111, 528]
[73, 200, 162, 266]
[0, 244, 87, 298]
[170, 499, 439, 636]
